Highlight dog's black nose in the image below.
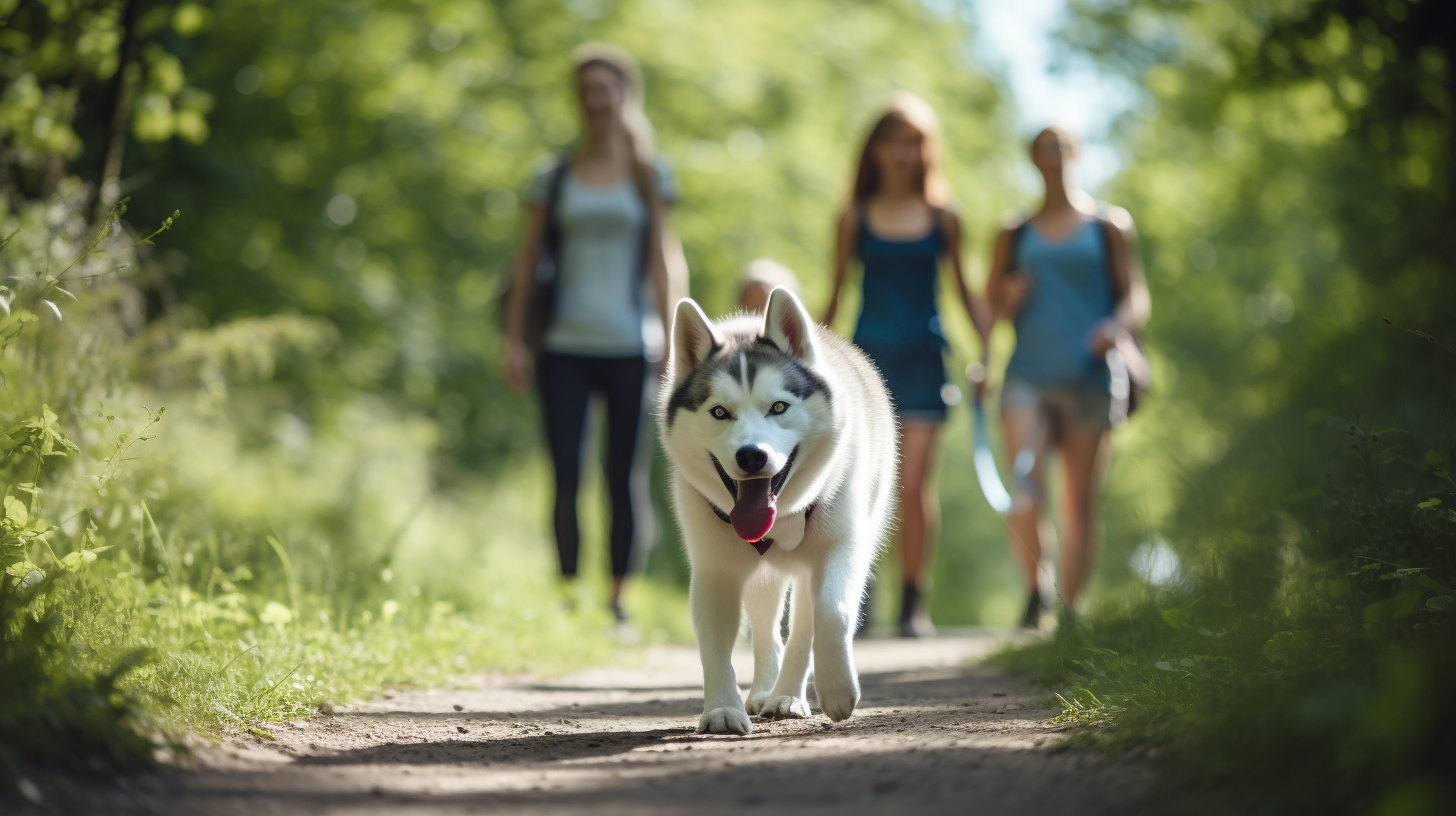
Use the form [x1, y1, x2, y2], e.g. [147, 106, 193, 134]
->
[735, 445, 769, 476]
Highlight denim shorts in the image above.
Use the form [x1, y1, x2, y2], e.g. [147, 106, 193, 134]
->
[857, 343, 949, 424]
[1000, 377, 1112, 432]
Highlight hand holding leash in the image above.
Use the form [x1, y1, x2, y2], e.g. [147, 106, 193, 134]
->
[966, 360, 989, 402]
[1088, 318, 1126, 357]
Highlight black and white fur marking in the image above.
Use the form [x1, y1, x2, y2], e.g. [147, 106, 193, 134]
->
[658, 287, 898, 734]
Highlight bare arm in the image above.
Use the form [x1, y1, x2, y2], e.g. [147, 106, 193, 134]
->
[661, 217, 689, 315]
[504, 203, 548, 346]
[645, 196, 675, 336]
[940, 209, 993, 359]
[820, 208, 857, 326]
[1104, 208, 1151, 332]
[985, 226, 1027, 322]
[502, 202, 548, 390]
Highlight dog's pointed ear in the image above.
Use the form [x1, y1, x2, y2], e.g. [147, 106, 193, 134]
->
[669, 298, 723, 387]
[761, 287, 818, 365]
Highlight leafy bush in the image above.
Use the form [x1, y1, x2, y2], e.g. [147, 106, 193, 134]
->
[993, 3, 1456, 811]
[997, 419, 1456, 815]
[0, 185, 655, 789]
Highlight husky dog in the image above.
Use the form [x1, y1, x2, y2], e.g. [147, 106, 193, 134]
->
[659, 287, 897, 734]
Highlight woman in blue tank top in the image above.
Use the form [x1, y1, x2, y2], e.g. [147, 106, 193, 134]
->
[985, 127, 1151, 628]
[823, 94, 993, 637]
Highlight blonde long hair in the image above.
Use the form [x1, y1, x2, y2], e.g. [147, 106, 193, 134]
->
[850, 92, 949, 206]
[571, 43, 656, 162]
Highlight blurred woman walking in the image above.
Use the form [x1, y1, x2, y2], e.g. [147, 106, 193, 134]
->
[501, 45, 686, 623]
[822, 94, 993, 637]
[985, 126, 1150, 627]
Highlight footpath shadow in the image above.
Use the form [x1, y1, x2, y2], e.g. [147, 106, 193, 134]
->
[297, 726, 694, 767]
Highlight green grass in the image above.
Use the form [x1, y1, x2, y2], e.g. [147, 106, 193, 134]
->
[993, 424, 1456, 815]
[0, 188, 693, 789]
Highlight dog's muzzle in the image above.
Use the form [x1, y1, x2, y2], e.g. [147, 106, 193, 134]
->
[710, 446, 798, 551]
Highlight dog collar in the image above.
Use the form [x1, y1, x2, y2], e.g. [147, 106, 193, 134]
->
[700, 494, 818, 555]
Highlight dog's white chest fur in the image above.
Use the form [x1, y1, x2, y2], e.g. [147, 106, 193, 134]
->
[764, 508, 808, 551]
[657, 288, 897, 735]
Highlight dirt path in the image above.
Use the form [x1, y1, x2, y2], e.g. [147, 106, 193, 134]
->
[40, 631, 1193, 815]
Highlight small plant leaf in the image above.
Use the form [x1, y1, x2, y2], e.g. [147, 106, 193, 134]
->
[4, 495, 29, 526]
[1426, 595, 1456, 612]
[1159, 608, 1190, 629]
[1416, 498, 1442, 509]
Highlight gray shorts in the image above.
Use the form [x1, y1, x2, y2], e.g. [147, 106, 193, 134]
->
[1000, 377, 1113, 433]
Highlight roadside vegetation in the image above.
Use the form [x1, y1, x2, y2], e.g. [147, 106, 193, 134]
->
[0, 185, 642, 786]
[4, 0, 1453, 812]
[1, 0, 1014, 795]
[995, 2, 1456, 814]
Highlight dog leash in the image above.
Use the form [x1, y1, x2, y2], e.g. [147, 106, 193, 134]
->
[966, 362, 1027, 515]
[969, 390, 1013, 514]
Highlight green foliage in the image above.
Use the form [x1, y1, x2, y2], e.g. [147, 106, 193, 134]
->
[0, 0, 212, 195]
[0, 186, 639, 788]
[997, 2, 1456, 814]
[997, 440, 1456, 812]
[117, 0, 1017, 466]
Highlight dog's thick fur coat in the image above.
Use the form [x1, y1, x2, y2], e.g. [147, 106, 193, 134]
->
[658, 288, 898, 734]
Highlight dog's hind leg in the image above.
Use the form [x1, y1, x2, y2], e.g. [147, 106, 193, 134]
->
[743, 571, 790, 715]
[759, 574, 814, 719]
[811, 550, 871, 722]
[692, 566, 754, 735]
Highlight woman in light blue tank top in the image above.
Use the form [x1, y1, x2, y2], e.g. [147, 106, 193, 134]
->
[501, 46, 688, 623]
[986, 127, 1151, 628]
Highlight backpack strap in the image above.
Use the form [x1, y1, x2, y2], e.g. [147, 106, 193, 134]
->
[536, 155, 571, 282]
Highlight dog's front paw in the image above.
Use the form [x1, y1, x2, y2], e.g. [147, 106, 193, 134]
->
[814, 671, 860, 723]
[698, 706, 753, 735]
[761, 695, 811, 720]
[745, 690, 772, 715]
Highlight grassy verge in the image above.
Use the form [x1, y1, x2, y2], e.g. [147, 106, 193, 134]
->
[0, 187, 690, 793]
[994, 424, 1456, 815]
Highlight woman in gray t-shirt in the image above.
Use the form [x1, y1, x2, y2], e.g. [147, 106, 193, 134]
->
[502, 45, 686, 623]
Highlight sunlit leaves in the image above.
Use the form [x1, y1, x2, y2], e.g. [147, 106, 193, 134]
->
[2, 0, 212, 183]
[5, 405, 81, 461]
[4, 495, 30, 528]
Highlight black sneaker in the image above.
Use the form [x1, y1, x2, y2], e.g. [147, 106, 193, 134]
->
[898, 583, 935, 638]
[609, 600, 628, 624]
[1020, 592, 1043, 628]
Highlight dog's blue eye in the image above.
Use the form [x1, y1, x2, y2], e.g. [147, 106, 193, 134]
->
[710, 405, 732, 420]
[770, 401, 790, 416]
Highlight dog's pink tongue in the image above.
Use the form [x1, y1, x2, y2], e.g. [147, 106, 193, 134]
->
[730, 478, 776, 544]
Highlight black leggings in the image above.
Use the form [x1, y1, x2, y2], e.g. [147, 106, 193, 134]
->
[537, 353, 649, 578]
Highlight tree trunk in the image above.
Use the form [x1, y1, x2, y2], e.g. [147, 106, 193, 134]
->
[95, 0, 143, 220]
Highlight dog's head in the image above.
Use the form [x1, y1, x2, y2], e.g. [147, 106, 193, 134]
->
[660, 287, 838, 547]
